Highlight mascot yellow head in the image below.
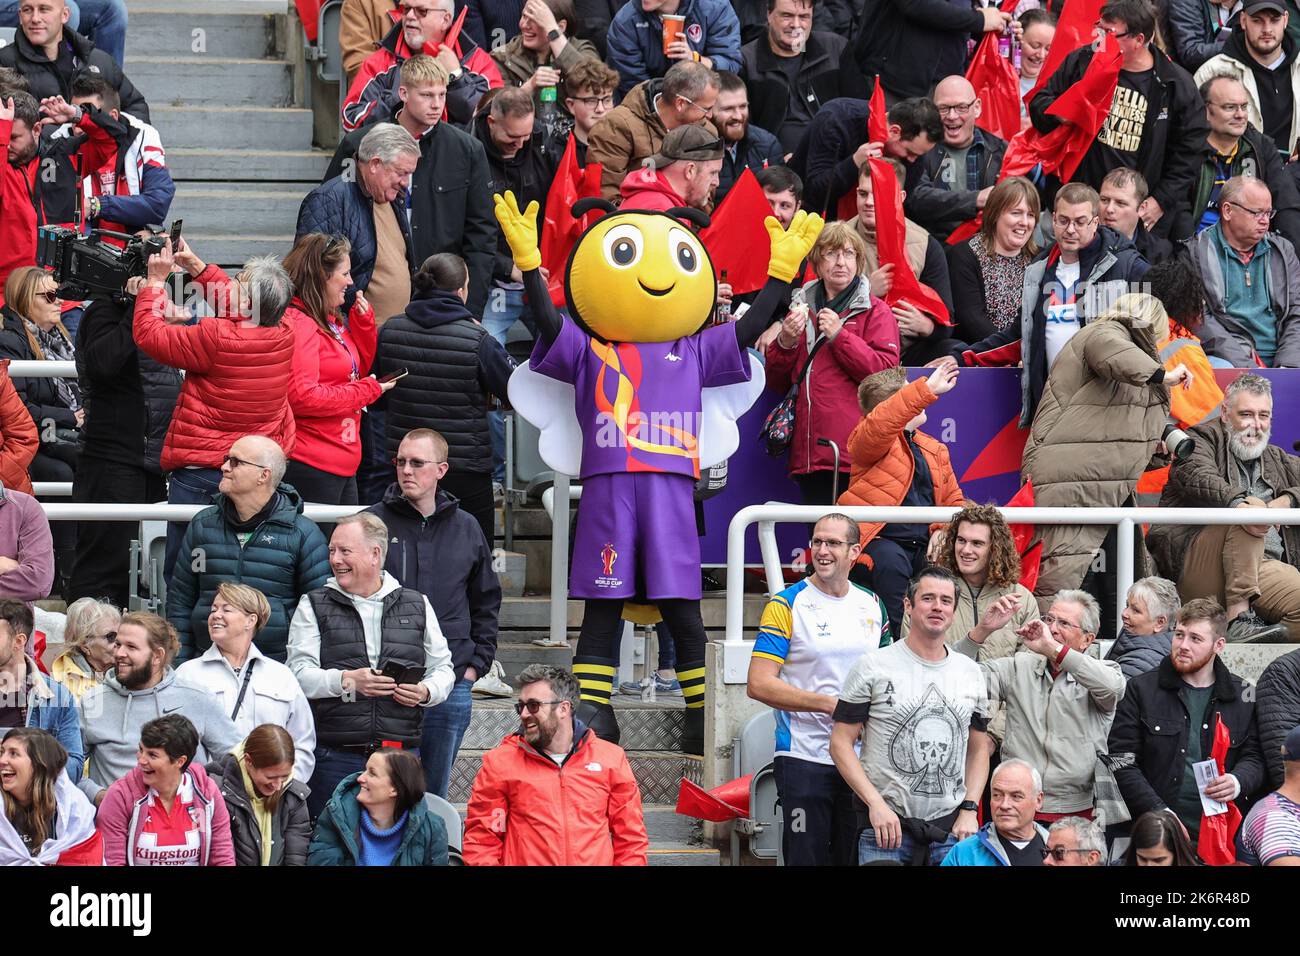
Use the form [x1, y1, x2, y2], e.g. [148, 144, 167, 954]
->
[565, 199, 717, 344]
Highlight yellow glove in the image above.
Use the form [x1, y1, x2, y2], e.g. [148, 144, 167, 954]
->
[493, 190, 542, 273]
[766, 210, 825, 283]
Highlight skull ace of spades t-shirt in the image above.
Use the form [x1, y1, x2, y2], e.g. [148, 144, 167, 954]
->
[1079, 68, 1155, 191]
[836, 640, 990, 823]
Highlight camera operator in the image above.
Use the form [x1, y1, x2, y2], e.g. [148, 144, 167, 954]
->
[131, 238, 297, 590]
[68, 259, 180, 608]
[1020, 291, 1192, 636]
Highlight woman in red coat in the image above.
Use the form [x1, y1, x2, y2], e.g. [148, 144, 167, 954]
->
[281, 234, 393, 505]
[0, 358, 38, 495]
[764, 221, 901, 506]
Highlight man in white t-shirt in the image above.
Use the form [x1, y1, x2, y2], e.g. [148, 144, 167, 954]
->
[748, 513, 891, 866]
[830, 565, 992, 866]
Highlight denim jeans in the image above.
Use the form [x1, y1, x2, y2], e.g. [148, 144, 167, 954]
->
[306, 746, 369, 821]
[420, 677, 473, 798]
[0, 0, 129, 65]
[164, 466, 222, 587]
[858, 825, 959, 866]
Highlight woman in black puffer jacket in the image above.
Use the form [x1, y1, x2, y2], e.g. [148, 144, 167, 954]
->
[211, 725, 312, 866]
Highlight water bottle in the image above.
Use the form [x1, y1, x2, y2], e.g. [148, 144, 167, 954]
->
[1011, 33, 1021, 70]
[539, 83, 558, 138]
[715, 269, 731, 325]
[998, 25, 1012, 61]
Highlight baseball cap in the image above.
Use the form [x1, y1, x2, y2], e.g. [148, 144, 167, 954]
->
[1243, 0, 1288, 14]
[648, 125, 725, 169]
[1285, 725, 1300, 762]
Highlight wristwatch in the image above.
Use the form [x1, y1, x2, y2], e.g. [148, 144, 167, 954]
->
[547, 27, 561, 41]
[958, 800, 978, 813]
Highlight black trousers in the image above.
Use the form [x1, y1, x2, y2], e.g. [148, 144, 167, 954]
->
[69, 455, 165, 608]
[32, 447, 78, 584]
[440, 469, 495, 548]
[284, 460, 359, 506]
[773, 755, 859, 866]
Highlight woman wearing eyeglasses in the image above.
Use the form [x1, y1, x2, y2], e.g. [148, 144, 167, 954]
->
[281, 233, 396, 506]
[50, 598, 122, 702]
[491, 0, 599, 110]
[0, 266, 83, 596]
[309, 747, 448, 866]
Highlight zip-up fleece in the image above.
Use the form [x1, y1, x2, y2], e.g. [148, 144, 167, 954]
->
[97, 762, 235, 866]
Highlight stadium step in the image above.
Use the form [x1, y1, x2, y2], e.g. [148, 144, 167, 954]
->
[450, 749, 701, 805]
[184, 234, 296, 265]
[125, 8, 280, 60]
[498, 594, 767, 630]
[166, 183, 306, 236]
[150, 106, 314, 152]
[127, 55, 295, 108]
[167, 148, 332, 183]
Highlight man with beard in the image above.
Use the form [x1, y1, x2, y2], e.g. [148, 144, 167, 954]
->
[1106, 597, 1266, 848]
[462, 664, 648, 865]
[1149, 373, 1300, 641]
[618, 123, 724, 212]
[712, 71, 783, 205]
[77, 611, 240, 806]
[1185, 175, 1300, 366]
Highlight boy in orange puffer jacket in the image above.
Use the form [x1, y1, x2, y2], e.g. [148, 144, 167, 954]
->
[839, 363, 966, 633]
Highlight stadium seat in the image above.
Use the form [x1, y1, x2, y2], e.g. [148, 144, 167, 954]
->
[423, 793, 465, 865]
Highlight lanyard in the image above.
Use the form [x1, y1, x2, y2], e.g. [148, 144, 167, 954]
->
[328, 321, 360, 381]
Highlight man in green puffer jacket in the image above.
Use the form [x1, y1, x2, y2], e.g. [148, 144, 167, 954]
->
[168, 436, 330, 664]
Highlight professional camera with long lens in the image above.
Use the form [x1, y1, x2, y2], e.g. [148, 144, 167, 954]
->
[1162, 422, 1195, 461]
[35, 226, 169, 302]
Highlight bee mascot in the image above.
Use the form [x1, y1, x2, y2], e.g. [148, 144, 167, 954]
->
[495, 190, 823, 753]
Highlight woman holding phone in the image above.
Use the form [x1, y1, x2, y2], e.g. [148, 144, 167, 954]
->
[280, 233, 396, 505]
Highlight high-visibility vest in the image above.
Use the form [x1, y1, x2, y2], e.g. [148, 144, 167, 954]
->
[1137, 322, 1225, 497]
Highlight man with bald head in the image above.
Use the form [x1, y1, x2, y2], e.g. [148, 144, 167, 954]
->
[1186, 174, 1300, 366]
[168, 436, 332, 665]
[906, 75, 1007, 241]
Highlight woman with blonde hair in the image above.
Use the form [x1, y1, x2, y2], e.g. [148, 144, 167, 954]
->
[764, 220, 901, 506]
[212, 723, 312, 866]
[49, 598, 121, 701]
[175, 582, 315, 781]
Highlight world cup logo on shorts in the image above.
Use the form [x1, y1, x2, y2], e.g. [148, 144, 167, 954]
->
[600, 542, 618, 576]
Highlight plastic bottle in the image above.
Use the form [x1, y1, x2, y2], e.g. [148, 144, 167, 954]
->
[715, 269, 731, 325]
[539, 83, 558, 137]
[998, 25, 1012, 61]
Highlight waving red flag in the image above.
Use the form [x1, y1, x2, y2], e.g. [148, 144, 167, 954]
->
[869, 157, 950, 324]
[833, 77, 889, 222]
[1024, 0, 1108, 104]
[966, 0, 1022, 141]
[435, 5, 468, 54]
[539, 135, 603, 307]
[1197, 714, 1243, 866]
[700, 168, 774, 295]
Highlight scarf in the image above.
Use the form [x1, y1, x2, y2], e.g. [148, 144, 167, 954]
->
[809, 275, 863, 316]
[24, 318, 79, 412]
[232, 741, 275, 867]
[0, 773, 99, 865]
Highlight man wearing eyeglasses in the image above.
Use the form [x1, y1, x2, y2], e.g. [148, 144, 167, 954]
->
[1029, 0, 1208, 242]
[167, 436, 331, 666]
[1184, 174, 1300, 365]
[1193, 0, 1300, 163]
[367, 428, 504, 798]
[463, 663, 649, 865]
[1181, 74, 1300, 247]
[956, 590, 1125, 825]
[747, 513, 890, 866]
[906, 76, 1007, 243]
[553, 57, 619, 168]
[341, 0, 503, 132]
[1041, 816, 1106, 865]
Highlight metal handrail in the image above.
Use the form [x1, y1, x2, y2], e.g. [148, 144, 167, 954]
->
[6, 361, 76, 378]
[719, 504, 1300, 684]
[33, 503, 365, 521]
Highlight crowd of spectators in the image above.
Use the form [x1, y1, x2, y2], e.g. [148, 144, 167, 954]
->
[4, 0, 1300, 868]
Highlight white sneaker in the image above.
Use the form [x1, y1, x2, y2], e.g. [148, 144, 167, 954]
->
[472, 660, 514, 697]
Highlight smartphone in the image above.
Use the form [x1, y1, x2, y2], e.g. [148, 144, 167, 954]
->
[378, 661, 424, 684]
[169, 218, 183, 250]
[377, 368, 410, 384]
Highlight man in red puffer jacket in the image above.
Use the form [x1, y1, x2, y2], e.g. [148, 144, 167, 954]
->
[132, 237, 297, 587]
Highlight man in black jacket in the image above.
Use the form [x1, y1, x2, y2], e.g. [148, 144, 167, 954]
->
[1255, 647, 1300, 786]
[1099, 166, 1175, 262]
[1180, 73, 1300, 246]
[739, 0, 869, 155]
[852, 0, 1011, 103]
[0, 0, 147, 121]
[325, 55, 497, 319]
[368, 428, 502, 798]
[713, 70, 783, 204]
[906, 76, 1007, 243]
[1030, 0, 1209, 241]
[1106, 597, 1266, 848]
[68, 289, 180, 607]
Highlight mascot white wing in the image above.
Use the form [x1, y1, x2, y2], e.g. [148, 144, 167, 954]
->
[698, 349, 766, 469]
[508, 363, 584, 477]
[507, 347, 767, 476]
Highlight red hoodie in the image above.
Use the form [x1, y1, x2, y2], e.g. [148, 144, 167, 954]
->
[618, 166, 686, 212]
[97, 762, 235, 867]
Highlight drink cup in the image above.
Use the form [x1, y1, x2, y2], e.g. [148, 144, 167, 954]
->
[663, 14, 686, 54]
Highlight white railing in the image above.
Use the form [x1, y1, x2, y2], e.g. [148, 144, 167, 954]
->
[7, 361, 76, 378]
[717, 504, 1300, 684]
[34, 504, 366, 522]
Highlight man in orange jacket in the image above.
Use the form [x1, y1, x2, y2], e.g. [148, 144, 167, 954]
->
[463, 664, 648, 865]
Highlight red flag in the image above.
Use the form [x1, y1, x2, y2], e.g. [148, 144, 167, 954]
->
[1197, 715, 1243, 866]
[868, 157, 951, 324]
[295, 0, 322, 41]
[434, 5, 468, 55]
[700, 168, 774, 295]
[538, 136, 603, 307]
[1004, 479, 1036, 554]
[1024, 0, 1107, 104]
[833, 77, 889, 221]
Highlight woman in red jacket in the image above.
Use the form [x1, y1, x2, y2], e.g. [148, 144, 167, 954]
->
[0, 359, 37, 495]
[764, 221, 901, 506]
[281, 234, 393, 505]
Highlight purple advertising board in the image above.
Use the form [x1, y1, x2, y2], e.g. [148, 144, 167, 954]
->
[700, 366, 1300, 566]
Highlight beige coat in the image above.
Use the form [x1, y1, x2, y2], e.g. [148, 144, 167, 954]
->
[956, 637, 1126, 814]
[340, 0, 401, 84]
[1021, 293, 1170, 605]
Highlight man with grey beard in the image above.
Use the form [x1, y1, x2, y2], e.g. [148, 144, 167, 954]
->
[1149, 373, 1299, 641]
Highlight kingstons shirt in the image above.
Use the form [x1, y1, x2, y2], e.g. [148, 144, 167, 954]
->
[836, 640, 990, 822]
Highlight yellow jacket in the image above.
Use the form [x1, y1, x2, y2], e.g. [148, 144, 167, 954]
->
[50, 649, 102, 702]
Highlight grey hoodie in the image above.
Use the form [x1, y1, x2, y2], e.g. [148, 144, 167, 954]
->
[76, 668, 242, 802]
